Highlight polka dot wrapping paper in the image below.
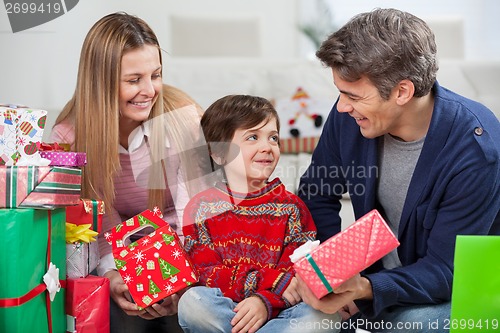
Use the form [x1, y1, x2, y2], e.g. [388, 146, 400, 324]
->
[293, 209, 400, 299]
[39, 151, 87, 167]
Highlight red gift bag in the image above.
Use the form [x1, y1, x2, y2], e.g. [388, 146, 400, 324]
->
[107, 208, 198, 309]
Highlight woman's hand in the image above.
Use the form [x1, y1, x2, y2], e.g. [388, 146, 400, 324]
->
[139, 293, 181, 319]
[105, 270, 143, 316]
[105, 270, 184, 319]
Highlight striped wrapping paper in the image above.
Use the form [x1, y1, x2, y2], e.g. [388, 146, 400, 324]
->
[0, 166, 81, 208]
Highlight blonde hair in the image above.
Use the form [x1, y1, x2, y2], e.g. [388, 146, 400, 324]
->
[149, 84, 205, 206]
[55, 12, 202, 210]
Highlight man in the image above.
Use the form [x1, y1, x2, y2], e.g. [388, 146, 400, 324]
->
[297, 8, 500, 333]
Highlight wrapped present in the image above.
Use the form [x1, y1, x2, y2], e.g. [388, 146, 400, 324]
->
[0, 104, 47, 165]
[66, 242, 99, 279]
[0, 208, 66, 333]
[66, 199, 105, 233]
[292, 209, 400, 299]
[65, 223, 99, 279]
[38, 143, 87, 167]
[66, 275, 110, 333]
[106, 208, 198, 309]
[0, 165, 81, 208]
[66, 223, 99, 278]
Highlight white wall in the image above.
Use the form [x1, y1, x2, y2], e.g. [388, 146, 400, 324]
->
[298, 0, 500, 60]
[0, 0, 299, 137]
[1, 0, 498, 140]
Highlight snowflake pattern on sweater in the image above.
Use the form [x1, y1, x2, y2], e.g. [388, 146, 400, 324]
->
[183, 178, 316, 319]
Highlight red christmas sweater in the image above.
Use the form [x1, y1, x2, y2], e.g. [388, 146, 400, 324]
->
[183, 178, 316, 319]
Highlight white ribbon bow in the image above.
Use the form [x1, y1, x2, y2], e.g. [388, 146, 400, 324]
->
[15, 154, 51, 166]
[289, 240, 320, 263]
[43, 262, 61, 301]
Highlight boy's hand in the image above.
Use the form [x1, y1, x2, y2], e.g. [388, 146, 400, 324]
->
[282, 276, 302, 305]
[231, 296, 267, 333]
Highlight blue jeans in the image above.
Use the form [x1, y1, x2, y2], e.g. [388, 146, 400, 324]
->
[341, 302, 451, 333]
[178, 286, 342, 333]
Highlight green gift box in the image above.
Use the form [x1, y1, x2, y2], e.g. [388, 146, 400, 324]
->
[0, 208, 66, 333]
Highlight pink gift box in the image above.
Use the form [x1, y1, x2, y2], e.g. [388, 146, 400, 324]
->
[39, 151, 87, 167]
[294, 209, 400, 299]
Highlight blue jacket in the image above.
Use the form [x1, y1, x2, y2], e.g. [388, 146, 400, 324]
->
[298, 82, 500, 317]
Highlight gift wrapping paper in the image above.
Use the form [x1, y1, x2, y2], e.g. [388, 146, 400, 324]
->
[0, 105, 47, 165]
[0, 208, 66, 333]
[39, 151, 87, 167]
[66, 242, 100, 279]
[66, 199, 105, 233]
[106, 208, 198, 309]
[0, 165, 81, 208]
[66, 275, 110, 333]
[294, 209, 400, 299]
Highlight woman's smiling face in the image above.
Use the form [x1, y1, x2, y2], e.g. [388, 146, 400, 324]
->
[119, 45, 162, 124]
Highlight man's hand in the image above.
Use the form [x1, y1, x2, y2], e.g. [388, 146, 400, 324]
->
[296, 274, 372, 314]
[231, 296, 267, 333]
[339, 301, 360, 320]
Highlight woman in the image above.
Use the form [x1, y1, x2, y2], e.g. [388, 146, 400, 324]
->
[50, 12, 206, 333]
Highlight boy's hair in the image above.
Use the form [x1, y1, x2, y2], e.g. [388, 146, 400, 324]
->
[201, 95, 280, 158]
[316, 8, 438, 99]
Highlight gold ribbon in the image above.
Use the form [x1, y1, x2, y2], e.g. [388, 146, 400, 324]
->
[65, 222, 98, 243]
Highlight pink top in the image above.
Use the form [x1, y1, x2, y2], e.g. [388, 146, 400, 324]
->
[50, 121, 191, 275]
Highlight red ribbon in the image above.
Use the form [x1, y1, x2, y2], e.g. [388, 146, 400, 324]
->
[37, 142, 65, 152]
[0, 211, 65, 333]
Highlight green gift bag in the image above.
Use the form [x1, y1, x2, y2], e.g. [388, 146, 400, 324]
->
[0, 208, 66, 333]
[450, 235, 500, 332]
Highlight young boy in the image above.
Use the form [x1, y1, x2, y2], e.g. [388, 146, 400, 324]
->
[177, 95, 340, 333]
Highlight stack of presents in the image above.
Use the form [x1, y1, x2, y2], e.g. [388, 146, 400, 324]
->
[0, 104, 106, 333]
[0, 104, 200, 333]
[0, 104, 402, 332]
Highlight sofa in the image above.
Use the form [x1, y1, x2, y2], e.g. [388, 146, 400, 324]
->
[162, 57, 500, 228]
[39, 57, 499, 227]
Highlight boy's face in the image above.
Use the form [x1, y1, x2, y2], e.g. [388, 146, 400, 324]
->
[220, 117, 280, 193]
